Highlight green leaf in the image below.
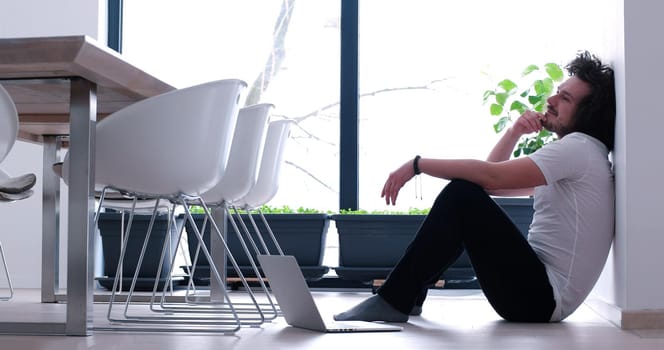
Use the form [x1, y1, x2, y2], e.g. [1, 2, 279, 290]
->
[544, 63, 564, 81]
[490, 103, 503, 116]
[539, 129, 553, 138]
[537, 78, 554, 96]
[542, 78, 553, 93]
[498, 79, 517, 93]
[532, 99, 546, 112]
[522, 64, 539, 76]
[493, 117, 510, 133]
[482, 90, 495, 102]
[495, 92, 508, 105]
[533, 79, 544, 95]
[516, 135, 551, 155]
[509, 100, 528, 114]
[528, 95, 542, 105]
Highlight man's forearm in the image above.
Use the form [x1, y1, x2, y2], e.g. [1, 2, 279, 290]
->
[487, 127, 522, 162]
[484, 127, 536, 196]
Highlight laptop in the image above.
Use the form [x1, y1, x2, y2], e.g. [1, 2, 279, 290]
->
[256, 254, 403, 333]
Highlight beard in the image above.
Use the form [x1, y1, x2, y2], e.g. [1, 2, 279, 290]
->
[542, 119, 573, 138]
[541, 107, 574, 137]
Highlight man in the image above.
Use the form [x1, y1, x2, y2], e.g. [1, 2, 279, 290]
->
[334, 51, 616, 323]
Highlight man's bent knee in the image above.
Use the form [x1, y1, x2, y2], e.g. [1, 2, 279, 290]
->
[442, 179, 487, 200]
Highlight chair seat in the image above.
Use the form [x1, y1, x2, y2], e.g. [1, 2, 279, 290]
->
[0, 189, 33, 202]
[0, 173, 36, 194]
[0, 169, 35, 202]
[53, 162, 167, 211]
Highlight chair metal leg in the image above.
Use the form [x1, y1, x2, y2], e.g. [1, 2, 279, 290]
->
[223, 206, 278, 320]
[230, 206, 269, 255]
[0, 242, 13, 301]
[104, 195, 271, 332]
[210, 205, 287, 317]
[184, 212, 209, 301]
[165, 200, 266, 318]
[181, 204, 279, 319]
[253, 207, 285, 255]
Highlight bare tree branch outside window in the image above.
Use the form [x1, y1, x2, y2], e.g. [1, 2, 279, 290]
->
[245, 1, 450, 195]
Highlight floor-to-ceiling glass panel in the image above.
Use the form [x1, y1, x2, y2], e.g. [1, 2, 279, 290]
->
[358, 0, 606, 212]
[122, 0, 341, 212]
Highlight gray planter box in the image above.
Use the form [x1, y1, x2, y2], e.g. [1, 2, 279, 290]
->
[96, 212, 182, 291]
[332, 214, 428, 284]
[183, 213, 331, 283]
[332, 197, 534, 288]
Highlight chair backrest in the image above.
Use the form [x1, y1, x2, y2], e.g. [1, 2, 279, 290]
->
[0, 85, 18, 164]
[236, 119, 293, 209]
[200, 103, 273, 205]
[84, 79, 246, 196]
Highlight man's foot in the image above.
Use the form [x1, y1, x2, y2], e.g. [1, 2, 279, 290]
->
[333, 295, 408, 323]
[410, 305, 423, 316]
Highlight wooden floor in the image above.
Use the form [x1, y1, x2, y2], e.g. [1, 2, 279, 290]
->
[0, 288, 663, 349]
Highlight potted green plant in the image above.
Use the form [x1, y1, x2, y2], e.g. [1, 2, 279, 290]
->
[483, 61, 564, 156]
[182, 205, 331, 285]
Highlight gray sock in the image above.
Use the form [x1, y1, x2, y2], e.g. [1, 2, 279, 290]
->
[333, 295, 408, 323]
[410, 305, 423, 316]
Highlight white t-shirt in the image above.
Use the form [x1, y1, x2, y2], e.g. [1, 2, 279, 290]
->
[528, 132, 615, 322]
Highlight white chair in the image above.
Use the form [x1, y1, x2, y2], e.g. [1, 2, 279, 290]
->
[199, 103, 273, 206]
[60, 79, 261, 333]
[0, 84, 37, 301]
[232, 119, 294, 256]
[184, 103, 277, 317]
[190, 118, 294, 273]
[185, 117, 294, 324]
[0, 86, 17, 164]
[56, 152, 174, 295]
[0, 170, 17, 301]
[200, 119, 295, 299]
[236, 119, 293, 210]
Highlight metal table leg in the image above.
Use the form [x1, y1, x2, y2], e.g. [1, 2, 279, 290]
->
[41, 136, 60, 303]
[210, 207, 227, 302]
[65, 78, 97, 336]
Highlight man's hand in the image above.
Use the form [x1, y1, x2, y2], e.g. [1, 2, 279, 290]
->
[511, 110, 543, 137]
[381, 159, 415, 205]
[487, 110, 543, 163]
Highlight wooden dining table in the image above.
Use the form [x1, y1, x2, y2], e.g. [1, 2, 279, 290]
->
[0, 35, 175, 335]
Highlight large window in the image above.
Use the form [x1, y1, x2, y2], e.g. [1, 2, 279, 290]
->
[122, 0, 341, 211]
[357, 0, 607, 211]
[119, 0, 606, 213]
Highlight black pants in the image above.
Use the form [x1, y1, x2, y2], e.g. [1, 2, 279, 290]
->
[377, 179, 556, 322]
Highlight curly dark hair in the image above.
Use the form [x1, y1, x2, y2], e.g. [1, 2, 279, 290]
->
[566, 51, 616, 151]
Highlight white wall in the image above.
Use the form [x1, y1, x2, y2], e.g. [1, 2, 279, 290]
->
[1, 0, 104, 40]
[589, 0, 664, 324]
[615, 0, 664, 311]
[590, 0, 626, 311]
[0, 0, 105, 288]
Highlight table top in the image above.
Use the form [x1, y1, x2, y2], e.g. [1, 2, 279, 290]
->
[0, 35, 175, 143]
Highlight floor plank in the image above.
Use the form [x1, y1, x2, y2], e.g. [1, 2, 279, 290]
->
[0, 288, 661, 350]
